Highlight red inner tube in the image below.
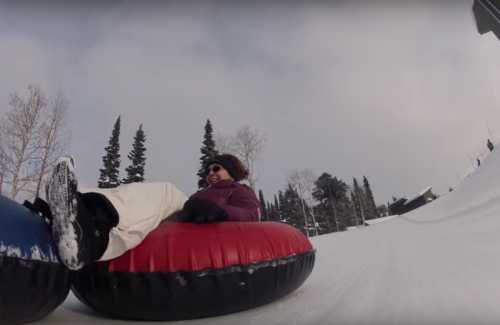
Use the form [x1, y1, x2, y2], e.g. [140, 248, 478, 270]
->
[108, 221, 313, 273]
[72, 221, 316, 321]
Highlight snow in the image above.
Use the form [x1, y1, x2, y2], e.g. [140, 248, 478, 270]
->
[404, 186, 433, 204]
[0, 242, 21, 259]
[36, 148, 500, 324]
[0, 242, 59, 263]
[364, 214, 397, 225]
[47, 156, 83, 269]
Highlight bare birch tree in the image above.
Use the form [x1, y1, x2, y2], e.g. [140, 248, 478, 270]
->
[0, 134, 7, 195]
[287, 169, 319, 236]
[33, 92, 69, 198]
[214, 133, 233, 155]
[216, 125, 265, 190]
[0, 85, 69, 200]
[1, 86, 46, 199]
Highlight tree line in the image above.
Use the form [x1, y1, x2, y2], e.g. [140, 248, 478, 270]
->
[256, 173, 382, 236]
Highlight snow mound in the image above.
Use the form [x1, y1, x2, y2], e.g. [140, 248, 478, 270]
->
[403, 148, 500, 223]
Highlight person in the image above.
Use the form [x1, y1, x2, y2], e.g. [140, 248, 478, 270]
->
[42, 154, 260, 271]
[487, 138, 494, 152]
[178, 154, 261, 223]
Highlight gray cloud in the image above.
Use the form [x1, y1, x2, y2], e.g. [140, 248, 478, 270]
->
[1, 1, 499, 205]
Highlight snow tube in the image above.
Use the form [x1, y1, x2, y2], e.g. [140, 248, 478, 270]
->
[72, 221, 315, 320]
[0, 195, 70, 324]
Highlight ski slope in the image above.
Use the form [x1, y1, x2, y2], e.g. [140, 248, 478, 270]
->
[38, 148, 500, 325]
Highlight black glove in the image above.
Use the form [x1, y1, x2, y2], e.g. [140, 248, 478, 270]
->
[178, 198, 228, 223]
[23, 197, 53, 225]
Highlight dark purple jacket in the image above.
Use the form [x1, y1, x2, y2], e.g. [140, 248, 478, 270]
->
[189, 180, 261, 222]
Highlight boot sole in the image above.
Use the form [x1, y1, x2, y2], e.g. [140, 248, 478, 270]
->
[47, 158, 83, 270]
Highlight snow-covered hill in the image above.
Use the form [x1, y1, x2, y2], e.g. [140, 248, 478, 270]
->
[38, 148, 500, 325]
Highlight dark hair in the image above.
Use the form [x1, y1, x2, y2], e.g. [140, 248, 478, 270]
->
[206, 154, 249, 182]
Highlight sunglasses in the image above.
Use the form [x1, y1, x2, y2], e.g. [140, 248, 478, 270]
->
[207, 165, 222, 174]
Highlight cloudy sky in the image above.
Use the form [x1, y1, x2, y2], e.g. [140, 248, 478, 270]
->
[1, 0, 499, 205]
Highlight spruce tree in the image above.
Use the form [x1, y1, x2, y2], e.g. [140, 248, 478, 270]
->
[122, 124, 147, 184]
[266, 201, 273, 221]
[362, 176, 379, 220]
[98, 116, 121, 188]
[312, 173, 333, 233]
[278, 191, 286, 222]
[350, 191, 359, 226]
[311, 173, 354, 232]
[352, 178, 365, 225]
[258, 189, 268, 221]
[197, 119, 219, 189]
[281, 184, 305, 234]
[311, 173, 339, 232]
[273, 194, 281, 222]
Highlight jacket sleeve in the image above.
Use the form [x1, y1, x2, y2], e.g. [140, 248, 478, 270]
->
[219, 186, 261, 222]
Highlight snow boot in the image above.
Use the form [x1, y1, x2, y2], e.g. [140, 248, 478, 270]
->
[45, 156, 96, 270]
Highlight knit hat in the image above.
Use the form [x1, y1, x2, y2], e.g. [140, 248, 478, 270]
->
[206, 154, 249, 182]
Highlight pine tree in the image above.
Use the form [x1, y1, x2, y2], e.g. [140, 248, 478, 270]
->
[98, 116, 121, 188]
[281, 184, 305, 234]
[312, 173, 334, 233]
[362, 176, 379, 220]
[197, 119, 219, 189]
[122, 124, 146, 184]
[350, 191, 360, 226]
[258, 189, 268, 221]
[266, 201, 273, 221]
[278, 191, 286, 222]
[352, 177, 365, 225]
[311, 173, 353, 232]
[278, 190, 285, 210]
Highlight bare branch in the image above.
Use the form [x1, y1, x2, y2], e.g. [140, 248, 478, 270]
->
[33, 92, 69, 197]
[215, 133, 234, 155]
[287, 169, 317, 206]
[0, 85, 70, 201]
[217, 125, 266, 190]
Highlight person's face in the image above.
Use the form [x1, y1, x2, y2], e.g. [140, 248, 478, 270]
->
[206, 164, 233, 185]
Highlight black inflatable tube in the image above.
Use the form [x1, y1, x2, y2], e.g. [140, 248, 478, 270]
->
[0, 194, 71, 324]
[72, 250, 315, 321]
[0, 256, 70, 324]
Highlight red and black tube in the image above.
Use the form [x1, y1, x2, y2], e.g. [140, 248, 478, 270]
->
[72, 221, 315, 321]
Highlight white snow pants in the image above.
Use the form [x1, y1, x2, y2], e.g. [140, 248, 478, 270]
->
[81, 182, 188, 261]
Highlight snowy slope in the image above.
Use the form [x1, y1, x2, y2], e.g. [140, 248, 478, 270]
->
[38, 149, 500, 325]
